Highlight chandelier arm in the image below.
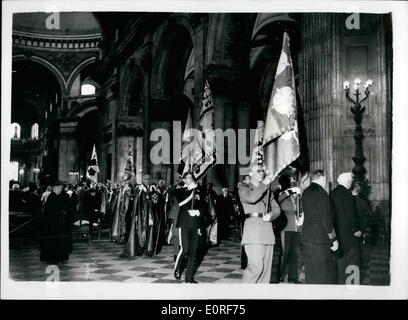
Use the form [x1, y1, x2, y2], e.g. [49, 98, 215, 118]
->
[345, 94, 356, 105]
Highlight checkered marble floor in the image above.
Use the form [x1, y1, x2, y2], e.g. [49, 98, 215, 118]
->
[8, 239, 247, 283]
[8, 238, 390, 284]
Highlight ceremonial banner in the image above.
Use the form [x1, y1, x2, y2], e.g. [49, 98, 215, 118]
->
[263, 32, 300, 181]
[178, 108, 194, 177]
[124, 146, 134, 181]
[190, 80, 217, 180]
[86, 144, 99, 183]
[250, 120, 265, 167]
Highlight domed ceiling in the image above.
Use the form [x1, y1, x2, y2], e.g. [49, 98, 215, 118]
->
[13, 12, 101, 36]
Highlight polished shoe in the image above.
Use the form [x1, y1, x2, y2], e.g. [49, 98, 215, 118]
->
[288, 279, 303, 284]
[185, 279, 198, 283]
[174, 269, 181, 280]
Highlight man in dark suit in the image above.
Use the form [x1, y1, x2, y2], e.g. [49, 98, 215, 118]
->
[216, 186, 234, 241]
[301, 169, 339, 284]
[330, 172, 362, 284]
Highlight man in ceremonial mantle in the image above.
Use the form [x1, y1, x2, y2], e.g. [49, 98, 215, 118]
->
[239, 165, 281, 283]
[301, 169, 339, 284]
[111, 181, 131, 243]
[122, 174, 164, 257]
[277, 174, 303, 283]
[40, 181, 71, 264]
[173, 171, 206, 283]
[330, 172, 362, 284]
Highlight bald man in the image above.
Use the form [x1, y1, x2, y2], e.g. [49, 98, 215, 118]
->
[330, 172, 362, 284]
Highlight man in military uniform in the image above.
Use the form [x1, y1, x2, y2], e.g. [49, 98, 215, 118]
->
[173, 171, 206, 283]
[277, 174, 303, 284]
[239, 165, 281, 283]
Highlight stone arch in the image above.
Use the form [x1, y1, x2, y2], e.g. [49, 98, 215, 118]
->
[120, 59, 145, 116]
[152, 15, 194, 99]
[206, 13, 256, 66]
[248, 13, 300, 126]
[12, 54, 66, 97]
[65, 100, 97, 119]
[150, 16, 195, 183]
[66, 56, 98, 95]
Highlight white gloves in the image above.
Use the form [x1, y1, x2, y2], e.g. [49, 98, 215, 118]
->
[138, 184, 147, 192]
[354, 230, 362, 238]
[262, 213, 272, 222]
[330, 240, 339, 252]
[188, 209, 200, 217]
[296, 213, 304, 226]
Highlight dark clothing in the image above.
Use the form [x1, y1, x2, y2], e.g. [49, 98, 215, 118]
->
[123, 186, 166, 257]
[301, 183, 336, 244]
[40, 192, 71, 263]
[330, 185, 362, 284]
[9, 190, 28, 212]
[280, 231, 300, 282]
[175, 226, 199, 281]
[174, 186, 205, 229]
[336, 238, 361, 284]
[301, 182, 337, 284]
[173, 184, 206, 281]
[76, 188, 86, 213]
[354, 195, 371, 233]
[25, 192, 42, 215]
[82, 191, 101, 237]
[60, 191, 74, 253]
[216, 194, 234, 240]
[330, 185, 361, 254]
[303, 242, 337, 284]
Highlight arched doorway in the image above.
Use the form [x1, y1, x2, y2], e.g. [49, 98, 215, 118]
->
[77, 109, 98, 182]
[151, 22, 194, 184]
[11, 59, 62, 187]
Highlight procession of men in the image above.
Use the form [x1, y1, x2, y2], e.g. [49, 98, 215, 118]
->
[8, 30, 374, 285]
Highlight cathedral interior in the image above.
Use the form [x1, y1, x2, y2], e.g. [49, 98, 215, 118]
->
[8, 12, 392, 285]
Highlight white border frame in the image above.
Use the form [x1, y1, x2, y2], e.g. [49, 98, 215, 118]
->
[2, 0, 408, 300]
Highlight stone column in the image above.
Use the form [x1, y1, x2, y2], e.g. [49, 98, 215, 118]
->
[58, 121, 79, 185]
[299, 14, 345, 188]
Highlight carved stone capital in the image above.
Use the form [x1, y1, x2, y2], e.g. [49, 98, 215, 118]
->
[117, 118, 144, 137]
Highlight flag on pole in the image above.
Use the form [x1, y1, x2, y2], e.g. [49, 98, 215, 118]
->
[250, 120, 265, 167]
[263, 32, 300, 182]
[178, 108, 194, 177]
[87, 144, 99, 183]
[191, 80, 217, 180]
[124, 146, 134, 181]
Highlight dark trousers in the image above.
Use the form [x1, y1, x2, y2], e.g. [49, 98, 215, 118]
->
[280, 231, 300, 281]
[337, 240, 361, 284]
[303, 242, 337, 284]
[175, 226, 199, 281]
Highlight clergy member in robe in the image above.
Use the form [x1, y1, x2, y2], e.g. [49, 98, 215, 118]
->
[40, 181, 71, 264]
